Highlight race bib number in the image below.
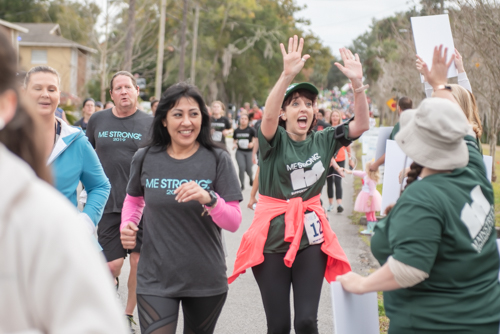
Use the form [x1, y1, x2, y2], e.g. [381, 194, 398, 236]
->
[212, 131, 223, 142]
[238, 139, 249, 149]
[304, 212, 324, 245]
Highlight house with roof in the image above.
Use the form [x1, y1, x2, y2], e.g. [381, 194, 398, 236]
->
[16, 23, 97, 99]
[0, 19, 29, 57]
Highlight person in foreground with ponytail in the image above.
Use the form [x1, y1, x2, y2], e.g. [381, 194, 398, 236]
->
[337, 46, 500, 334]
[229, 35, 370, 334]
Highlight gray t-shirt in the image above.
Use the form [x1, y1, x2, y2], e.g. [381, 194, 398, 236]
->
[86, 108, 153, 213]
[127, 145, 242, 298]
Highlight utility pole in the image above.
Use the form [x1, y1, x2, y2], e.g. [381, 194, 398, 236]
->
[100, 0, 110, 103]
[124, 0, 136, 72]
[155, 0, 167, 99]
[190, 2, 200, 85]
[178, 0, 188, 82]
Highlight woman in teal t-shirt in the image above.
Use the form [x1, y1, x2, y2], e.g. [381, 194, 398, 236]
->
[337, 46, 500, 334]
[230, 35, 370, 334]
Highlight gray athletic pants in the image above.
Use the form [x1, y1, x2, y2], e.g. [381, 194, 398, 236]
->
[235, 149, 253, 188]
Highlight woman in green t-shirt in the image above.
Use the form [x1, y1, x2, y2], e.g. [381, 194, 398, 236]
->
[337, 46, 500, 334]
[230, 35, 370, 333]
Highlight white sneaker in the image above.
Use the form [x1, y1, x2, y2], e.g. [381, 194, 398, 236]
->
[327, 204, 335, 212]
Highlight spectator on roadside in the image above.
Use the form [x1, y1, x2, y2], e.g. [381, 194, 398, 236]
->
[150, 99, 159, 115]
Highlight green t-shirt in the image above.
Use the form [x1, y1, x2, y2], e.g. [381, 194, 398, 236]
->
[371, 136, 500, 333]
[389, 122, 400, 140]
[259, 122, 355, 253]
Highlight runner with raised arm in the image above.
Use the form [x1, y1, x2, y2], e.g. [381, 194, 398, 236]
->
[230, 35, 370, 334]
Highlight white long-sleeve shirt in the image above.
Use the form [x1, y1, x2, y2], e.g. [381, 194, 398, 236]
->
[0, 144, 129, 334]
[424, 72, 472, 97]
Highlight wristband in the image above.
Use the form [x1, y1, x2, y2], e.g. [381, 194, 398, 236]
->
[354, 84, 369, 93]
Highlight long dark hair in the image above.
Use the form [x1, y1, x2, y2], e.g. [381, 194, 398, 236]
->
[0, 30, 52, 183]
[149, 83, 224, 152]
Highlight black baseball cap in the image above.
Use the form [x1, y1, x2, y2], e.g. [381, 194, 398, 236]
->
[283, 82, 319, 102]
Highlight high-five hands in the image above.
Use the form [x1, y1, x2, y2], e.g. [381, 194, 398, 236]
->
[280, 35, 310, 77]
[334, 48, 363, 85]
[422, 45, 455, 89]
[416, 47, 461, 82]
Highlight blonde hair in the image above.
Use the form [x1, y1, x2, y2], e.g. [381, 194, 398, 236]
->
[24, 66, 61, 88]
[450, 84, 482, 138]
[330, 109, 343, 126]
[365, 161, 380, 183]
[211, 100, 225, 116]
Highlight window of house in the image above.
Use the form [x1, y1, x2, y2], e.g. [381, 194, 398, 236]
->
[31, 50, 47, 64]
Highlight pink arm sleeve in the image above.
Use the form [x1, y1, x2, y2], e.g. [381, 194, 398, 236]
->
[352, 170, 366, 178]
[207, 194, 242, 233]
[120, 194, 145, 231]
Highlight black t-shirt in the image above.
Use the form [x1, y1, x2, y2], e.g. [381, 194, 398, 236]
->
[127, 145, 243, 297]
[86, 108, 153, 213]
[233, 127, 256, 152]
[210, 116, 231, 144]
[74, 118, 87, 132]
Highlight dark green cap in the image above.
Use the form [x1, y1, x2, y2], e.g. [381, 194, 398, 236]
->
[283, 82, 319, 102]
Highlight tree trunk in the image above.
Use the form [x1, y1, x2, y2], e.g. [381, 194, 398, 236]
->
[155, 0, 167, 98]
[100, 3, 109, 104]
[124, 0, 136, 72]
[190, 2, 200, 85]
[490, 132, 497, 182]
[178, 0, 188, 82]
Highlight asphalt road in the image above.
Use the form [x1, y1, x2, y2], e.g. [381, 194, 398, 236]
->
[118, 138, 379, 333]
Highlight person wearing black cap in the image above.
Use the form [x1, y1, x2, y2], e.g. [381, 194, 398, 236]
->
[230, 35, 370, 333]
[74, 98, 95, 133]
[95, 101, 104, 111]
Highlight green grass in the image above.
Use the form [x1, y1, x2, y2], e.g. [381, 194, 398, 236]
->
[481, 145, 500, 227]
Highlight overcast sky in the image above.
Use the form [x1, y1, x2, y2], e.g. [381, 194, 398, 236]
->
[294, 0, 419, 56]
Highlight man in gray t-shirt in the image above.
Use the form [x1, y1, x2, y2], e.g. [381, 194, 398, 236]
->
[86, 71, 152, 327]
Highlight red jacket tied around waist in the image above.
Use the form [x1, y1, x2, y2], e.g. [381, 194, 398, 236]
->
[229, 194, 351, 284]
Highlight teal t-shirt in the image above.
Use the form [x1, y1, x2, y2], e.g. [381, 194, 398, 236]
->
[259, 122, 355, 253]
[371, 136, 500, 333]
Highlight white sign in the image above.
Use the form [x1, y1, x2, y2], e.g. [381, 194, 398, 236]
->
[411, 14, 457, 83]
[330, 282, 379, 334]
[483, 155, 493, 182]
[375, 127, 394, 161]
[380, 140, 413, 215]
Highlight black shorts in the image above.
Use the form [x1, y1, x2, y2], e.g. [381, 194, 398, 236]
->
[97, 212, 143, 262]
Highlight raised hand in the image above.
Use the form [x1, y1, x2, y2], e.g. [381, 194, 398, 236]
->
[454, 48, 464, 73]
[416, 55, 426, 75]
[422, 45, 455, 90]
[280, 35, 310, 77]
[334, 48, 363, 83]
[174, 181, 212, 205]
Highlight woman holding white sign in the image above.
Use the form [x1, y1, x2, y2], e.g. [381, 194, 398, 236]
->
[229, 35, 370, 333]
[338, 46, 500, 334]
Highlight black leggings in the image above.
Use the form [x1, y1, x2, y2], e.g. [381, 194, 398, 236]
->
[327, 160, 344, 200]
[252, 244, 328, 334]
[137, 293, 227, 334]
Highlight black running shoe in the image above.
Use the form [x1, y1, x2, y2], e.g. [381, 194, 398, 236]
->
[115, 277, 119, 291]
[337, 205, 344, 213]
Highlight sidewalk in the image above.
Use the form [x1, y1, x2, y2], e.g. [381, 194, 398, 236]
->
[118, 139, 379, 333]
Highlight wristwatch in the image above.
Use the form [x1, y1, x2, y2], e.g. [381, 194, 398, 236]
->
[434, 84, 452, 91]
[205, 190, 218, 207]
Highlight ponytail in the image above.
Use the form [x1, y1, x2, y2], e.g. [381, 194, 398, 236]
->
[405, 162, 423, 189]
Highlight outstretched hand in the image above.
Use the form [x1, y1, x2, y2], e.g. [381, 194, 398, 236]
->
[421, 45, 455, 89]
[454, 48, 464, 73]
[280, 35, 310, 77]
[335, 48, 363, 83]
